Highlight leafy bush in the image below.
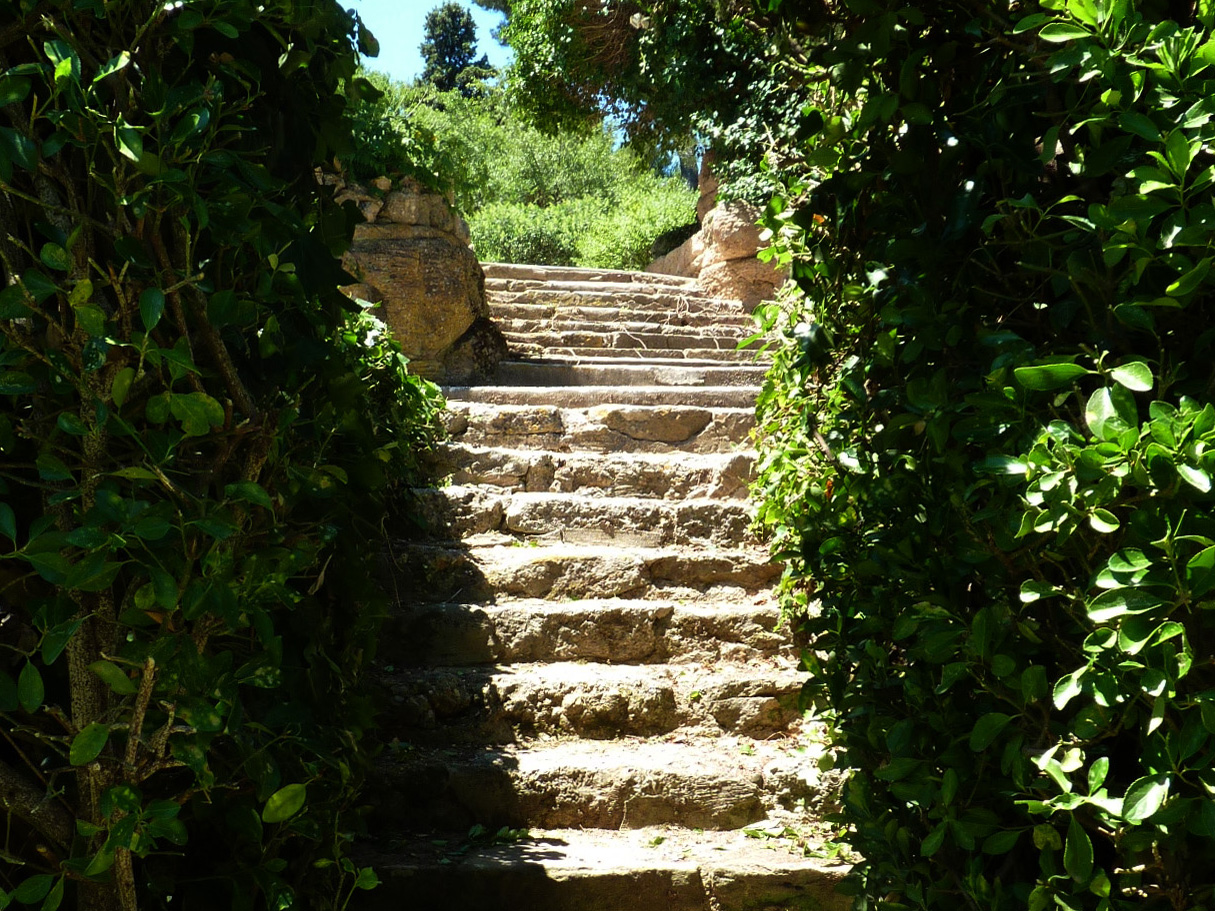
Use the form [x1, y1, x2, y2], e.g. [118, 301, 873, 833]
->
[752, 2, 1215, 909]
[468, 198, 598, 265]
[0, 3, 441, 910]
[576, 181, 697, 271]
[347, 78, 697, 270]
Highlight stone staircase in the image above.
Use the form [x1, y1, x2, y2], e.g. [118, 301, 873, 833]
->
[357, 264, 848, 911]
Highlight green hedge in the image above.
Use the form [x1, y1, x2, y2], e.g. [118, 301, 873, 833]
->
[753, 2, 1215, 909]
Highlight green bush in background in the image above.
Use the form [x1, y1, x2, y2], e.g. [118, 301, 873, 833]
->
[345, 75, 696, 271]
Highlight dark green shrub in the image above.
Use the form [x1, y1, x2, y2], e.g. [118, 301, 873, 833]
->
[753, 2, 1215, 909]
[0, 3, 441, 909]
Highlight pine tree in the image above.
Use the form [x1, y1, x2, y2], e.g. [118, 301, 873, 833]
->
[420, 2, 493, 95]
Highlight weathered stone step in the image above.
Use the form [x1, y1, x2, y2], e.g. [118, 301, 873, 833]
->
[492, 358, 767, 388]
[429, 445, 755, 499]
[370, 737, 826, 832]
[380, 661, 804, 743]
[506, 342, 763, 364]
[412, 488, 755, 547]
[497, 315, 756, 338]
[390, 541, 781, 603]
[442, 384, 760, 409]
[500, 328, 762, 352]
[488, 301, 756, 329]
[488, 286, 748, 317]
[353, 826, 850, 911]
[380, 597, 788, 667]
[483, 261, 702, 289]
[443, 402, 756, 453]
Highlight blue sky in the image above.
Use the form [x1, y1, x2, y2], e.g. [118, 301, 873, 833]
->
[349, 0, 512, 85]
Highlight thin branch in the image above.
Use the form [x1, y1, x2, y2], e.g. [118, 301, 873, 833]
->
[0, 755, 74, 851]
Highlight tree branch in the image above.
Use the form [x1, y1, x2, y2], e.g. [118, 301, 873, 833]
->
[0, 755, 74, 852]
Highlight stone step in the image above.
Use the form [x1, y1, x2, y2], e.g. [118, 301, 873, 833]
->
[379, 598, 789, 667]
[353, 826, 850, 911]
[500, 328, 763, 352]
[443, 402, 756, 453]
[488, 301, 756, 330]
[505, 342, 763, 364]
[442, 385, 761, 409]
[492, 358, 767, 388]
[483, 261, 703, 290]
[428, 445, 755, 499]
[370, 737, 828, 832]
[379, 661, 805, 743]
[497, 315, 757, 338]
[389, 541, 782, 603]
[488, 286, 749, 317]
[411, 488, 756, 547]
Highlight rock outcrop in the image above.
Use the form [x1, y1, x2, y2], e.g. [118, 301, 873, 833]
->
[336, 177, 507, 383]
[647, 159, 787, 307]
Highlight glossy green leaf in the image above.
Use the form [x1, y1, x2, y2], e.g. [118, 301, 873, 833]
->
[39, 243, 70, 272]
[1089, 508, 1120, 533]
[89, 660, 138, 695]
[1064, 815, 1093, 882]
[1166, 130, 1194, 179]
[224, 480, 273, 509]
[140, 288, 165, 331]
[1088, 587, 1164, 623]
[262, 783, 307, 823]
[1167, 257, 1211, 297]
[1123, 774, 1169, 822]
[1109, 361, 1153, 391]
[1015, 362, 1091, 390]
[1086, 387, 1137, 441]
[1088, 757, 1109, 793]
[17, 661, 43, 713]
[1039, 21, 1092, 41]
[111, 367, 135, 408]
[70, 722, 110, 765]
[40, 618, 83, 664]
[94, 51, 131, 82]
[969, 712, 1013, 751]
[12, 875, 54, 904]
[921, 822, 947, 856]
[1178, 464, 1212, 492]
[0, 502, 16, 542]
[1119, 111, 1161, 140]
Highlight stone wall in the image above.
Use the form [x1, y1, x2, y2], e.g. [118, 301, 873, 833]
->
[646, 159, 787, 307]
[335, 177, 507, 384]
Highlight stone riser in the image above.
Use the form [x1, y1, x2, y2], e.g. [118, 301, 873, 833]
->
[370, 739, 824, 832]
[443, 403, 756, 454]
[379, 662, 804, 743]
[488, 288, 749, 318]
[497, 316, 756, 338]
[411, 488, 756, 548]
[500, 328, 763, 352]
[379, 599, 790, 668]
[506, 341, 762, 365]
[442, 385, 762, 409]
[483, 262, 701, 289]
[488, 302, 756, 330]
[352, 828, 849, 911]
[390, 542, 782, 603]
[491, 359, 767, 388]
[428, 445, 755, 499]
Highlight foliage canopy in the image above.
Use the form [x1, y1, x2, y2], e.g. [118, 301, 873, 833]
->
[420, 2, 494, 95]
